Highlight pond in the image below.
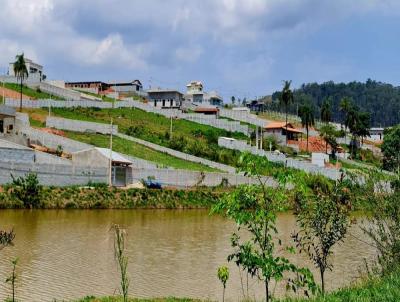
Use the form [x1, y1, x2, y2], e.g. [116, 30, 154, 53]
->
[0, 210, 375, 302]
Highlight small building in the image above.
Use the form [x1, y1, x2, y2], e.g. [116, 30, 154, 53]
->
[8, 58, 46, 82]
[264, 122, 303, 141]
[247, 100, 265, 112]
[147, 88, 183, 109]
[184, 81, 223, 107]
[65, 81, 109, 94]
[194, 107, 219, 115]
[0, 105, 16, 135]
[72, 147, 132, 187]
[110, 80, 143, 94]
[369, 127, 385, 142]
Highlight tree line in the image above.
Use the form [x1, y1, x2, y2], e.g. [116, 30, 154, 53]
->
[270, 79, 400, 127]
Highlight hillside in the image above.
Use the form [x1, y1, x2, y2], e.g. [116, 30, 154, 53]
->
[270, 79, 400, 127]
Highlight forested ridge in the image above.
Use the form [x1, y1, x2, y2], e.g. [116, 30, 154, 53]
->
[270, 79, 400, 127]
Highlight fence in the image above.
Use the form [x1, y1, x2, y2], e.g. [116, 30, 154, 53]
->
[218, 137, 339, 180]
[219, 108, 268, 127]
[5, 99, 249, 135]
[46, 116, 118, 135]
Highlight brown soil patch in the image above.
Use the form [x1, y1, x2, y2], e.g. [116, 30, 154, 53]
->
[0, 87, 32, 100]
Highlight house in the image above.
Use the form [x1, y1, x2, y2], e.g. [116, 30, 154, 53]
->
[147, 88, 183, 109]
[72, 147, 132, 187]
[264, 122, 303, 141]
[8, 57, 46, 82]
[184, 81, 223, 107]
[247, 100, 265, 112]
[0, 105, 16, 135]
[369, 127, 385, 142]
[65, 81, 109, 94]
[65, 80, 143, 96]
[194, 107, 219, 115]
[110, 80, 143, 95]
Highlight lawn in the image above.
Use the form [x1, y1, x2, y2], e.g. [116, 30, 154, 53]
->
[64, 131, 219, 172]
[4, 82, 64, 100]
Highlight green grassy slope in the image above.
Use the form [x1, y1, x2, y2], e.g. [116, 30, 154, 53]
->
[64, 131, 219, 172]
[3, 83, 63, 100]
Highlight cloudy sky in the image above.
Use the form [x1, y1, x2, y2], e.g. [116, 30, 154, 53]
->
[1, 0, 400, 99]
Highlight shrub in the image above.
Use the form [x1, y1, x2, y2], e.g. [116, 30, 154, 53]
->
[10, 173, 42, 209]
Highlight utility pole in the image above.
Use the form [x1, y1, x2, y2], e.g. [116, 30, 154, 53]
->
[170, 115, 173, 139]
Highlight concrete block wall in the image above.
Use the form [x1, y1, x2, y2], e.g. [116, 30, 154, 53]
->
[130, 168, 276, 188]
[46, 116, 118, 135]
[0, 161, 107, 186]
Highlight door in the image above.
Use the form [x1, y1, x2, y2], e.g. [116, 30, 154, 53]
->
[0, 120, 3, 133]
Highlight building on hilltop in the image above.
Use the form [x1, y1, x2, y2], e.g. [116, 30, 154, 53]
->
[147, 88, 184, 109]
[65, 80, 143, 97]
[8, 57, 46, 82]
[0, 105, 16, 135]
[184, 81, 223, 107]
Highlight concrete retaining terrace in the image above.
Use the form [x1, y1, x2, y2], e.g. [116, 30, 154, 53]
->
[46, 116, 118, 135]
[5, 99, 250, 135]
[218, 137, 339, 180]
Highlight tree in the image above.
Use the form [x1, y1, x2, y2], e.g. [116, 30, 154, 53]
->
[355, 111, 371, 145]
[319, 124, 339, 155]
[381, 125, 400, 172]
[13, 53, 28, 112]
[292, 176, 351, 293]
[339, 97, 353, 142]
[320, 98, 332, 124]
[231, 96, 236, 106]
[299, 103, 315, 152]
[217, 266, 229, 302]
[10, 173, 42, 209]
[212, 154, 316, 302]
[280, 80, 294, 145]
[347, 109, 370, 157]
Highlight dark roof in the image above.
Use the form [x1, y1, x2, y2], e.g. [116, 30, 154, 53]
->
[66, 81, 107, 85]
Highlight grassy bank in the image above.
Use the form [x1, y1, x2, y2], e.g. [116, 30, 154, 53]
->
[4, 83, 63, 100]
[0, 186, 224, 209]
[73, 269, 400, 302]
[64, 131, 219, 172]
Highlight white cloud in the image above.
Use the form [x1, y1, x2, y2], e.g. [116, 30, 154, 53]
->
[175, 45, 203, 63]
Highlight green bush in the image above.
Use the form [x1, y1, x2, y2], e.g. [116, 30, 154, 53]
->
[10, 173, 42, 209]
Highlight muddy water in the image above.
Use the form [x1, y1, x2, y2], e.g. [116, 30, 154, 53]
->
[0, 210, 375, 302]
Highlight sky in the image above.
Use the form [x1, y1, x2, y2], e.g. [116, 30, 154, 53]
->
[1, 0, 400, 100]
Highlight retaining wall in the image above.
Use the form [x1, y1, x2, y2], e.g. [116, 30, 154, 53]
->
[46, 116, 118, 135]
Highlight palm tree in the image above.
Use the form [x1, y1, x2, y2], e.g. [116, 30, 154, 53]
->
[280, 80, 294, 145]
[319, 124, 337, 154]
[339, 97, 352, 143]
[299, 103, 315, 152]
[13, 53, 28, 112]
[320, 98, 332, 124]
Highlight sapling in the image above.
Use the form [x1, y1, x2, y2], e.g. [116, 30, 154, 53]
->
[112, 224, 129, 302]
[5, 258, 18, 302]
[217, 266, 229, 302]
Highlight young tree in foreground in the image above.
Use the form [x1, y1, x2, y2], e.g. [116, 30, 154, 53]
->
[112, 224, 129, 302]
[217, 266, 229, 302]
[292, 176, 351, 293]
[13, 53, 28, 112]
[212, 154, 316, 302]
[299, 103, 315, 152]
[6, 258, 18, 302]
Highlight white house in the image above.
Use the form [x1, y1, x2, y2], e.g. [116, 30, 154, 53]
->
[8, 58, 45, 82]
[184, 81, 223, 107]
